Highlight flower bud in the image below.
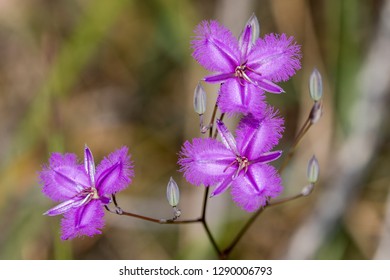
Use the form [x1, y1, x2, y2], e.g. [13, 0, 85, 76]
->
[166, 177, 180, 207]
[194, 82, 206, 115]
[309, 68, 323, 101]
[307, 155, 319, 184]
[239, 13, 260, 46]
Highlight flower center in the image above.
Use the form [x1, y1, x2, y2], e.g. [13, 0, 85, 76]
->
[234, 63, 262, 86]
[235, 64, 247, 79]
[78, 186, 99, 200]
[224, 155, 251, 180]
[234, 156, 250, 179]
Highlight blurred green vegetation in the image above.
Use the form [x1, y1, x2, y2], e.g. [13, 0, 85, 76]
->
[0, 0, 389, 260]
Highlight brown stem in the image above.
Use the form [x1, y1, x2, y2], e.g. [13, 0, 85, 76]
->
[106, 195, 202, 224]
[208, 103, 219, 138]
[202, 187, 210, 221]
[120, 210, 201, 224]
[105, 205, 202, 224]
[222, 182, 315, 257]
[199, 187, 223, 257]
[202, 219, 222, 257]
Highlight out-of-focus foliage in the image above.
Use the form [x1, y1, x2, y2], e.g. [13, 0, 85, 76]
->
[0, 0, 389, 260]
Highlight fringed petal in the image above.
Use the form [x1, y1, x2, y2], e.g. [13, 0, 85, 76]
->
[247, 33, 301, 83]
[95, 146, 134, 196]
[217, 80, 267, 118]
[178, 138, 235, 187]
[231, 164, 282, 212]
[39, 153, 88, 202]
[60, 200, 104, 240]
[192, 20, 240, 73]
[236, 109, 284, 159]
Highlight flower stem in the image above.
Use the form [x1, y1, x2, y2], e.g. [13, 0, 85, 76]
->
[222, 182, 316, 257]
[199, 108, 226, 257]
[106, 195, 201, 224]
[107, 101, 224, 258]
[202, 218, 222, 257]
[208, 103, 219, 138]
[201, 187, 210, 220]
[123, 210, 202, 224]
[106, 205, 201, 224]
[198, 186, 223, 257]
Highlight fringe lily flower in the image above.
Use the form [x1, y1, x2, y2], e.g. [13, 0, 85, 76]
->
[191, 16, 301, 117]
[40, 146, 134, 240]
[179, 110, 284, 212]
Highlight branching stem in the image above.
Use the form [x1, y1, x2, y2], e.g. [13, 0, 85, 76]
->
[108, 95, 319, 259]
[105, 198, 200, 224]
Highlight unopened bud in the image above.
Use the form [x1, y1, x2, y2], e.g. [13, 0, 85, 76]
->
[309, 68, 323, 102]
[239, 13, 260, 46]
[194, 82, 206, 115]
[307, 155, 320, 184]
[301, 184, 315, 196]
[166, 177, 180, 207]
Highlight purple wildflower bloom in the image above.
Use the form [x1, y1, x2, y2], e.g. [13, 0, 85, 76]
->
[179, 109, 284, 212]
[191, 18, 301, 117]
[40, 146, 134, 240]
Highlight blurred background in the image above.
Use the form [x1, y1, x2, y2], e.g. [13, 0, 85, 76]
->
[0, 0, 389, 260]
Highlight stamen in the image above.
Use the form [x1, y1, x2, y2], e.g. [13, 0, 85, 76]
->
[235, 64, 247, 77]
[223, 160, 237, 173]
[232, 167, 241, 180]
[78, 186, 100, 200]
[241, 71, 256, 84]
[78, 191, 94, 209]
[228, 156, 250, 180]
[234, 63, 262, 86]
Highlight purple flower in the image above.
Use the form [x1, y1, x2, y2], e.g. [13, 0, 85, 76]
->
[179, 110, 284, 212]
[40, 146, 134, 240]
[191, 16, 301, 117]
